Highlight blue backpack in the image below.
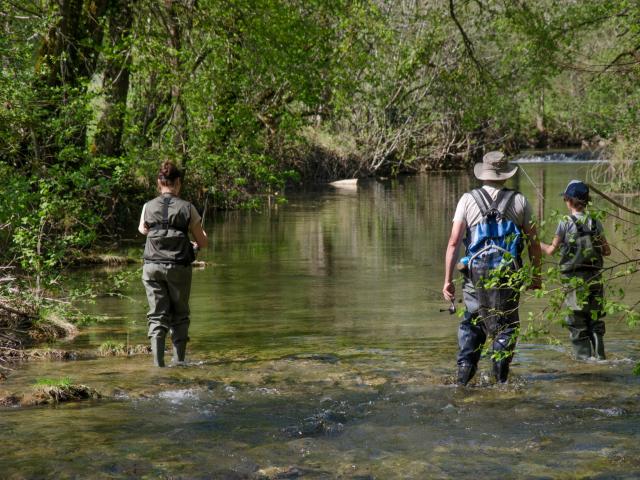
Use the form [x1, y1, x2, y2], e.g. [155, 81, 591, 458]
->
[465, 188, 523, 274]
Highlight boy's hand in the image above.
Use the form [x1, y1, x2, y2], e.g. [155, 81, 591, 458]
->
[528, 277, 542, 290]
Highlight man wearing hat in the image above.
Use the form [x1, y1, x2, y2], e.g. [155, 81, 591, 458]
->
[442, 151, 542, 385]
[540, 180, 611, 360]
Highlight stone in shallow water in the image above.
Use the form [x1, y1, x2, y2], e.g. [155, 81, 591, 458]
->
[254, 466, 301, 479]
[283, 408, 347, 438]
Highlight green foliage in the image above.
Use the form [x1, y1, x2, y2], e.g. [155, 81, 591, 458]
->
[0, 158, 129, 275]
[1, 0, 640, 273]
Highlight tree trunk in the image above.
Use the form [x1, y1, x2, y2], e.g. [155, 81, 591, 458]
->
[35, 0, 109, 161]
[166, 0, 189, 164]
[94, 0, 133, 157]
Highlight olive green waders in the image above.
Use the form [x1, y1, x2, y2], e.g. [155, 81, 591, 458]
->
[563, 272, 606, 360]
[142, 263, 192, 367]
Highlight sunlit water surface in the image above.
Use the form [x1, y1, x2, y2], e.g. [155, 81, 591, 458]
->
[1, 161, 640, 479]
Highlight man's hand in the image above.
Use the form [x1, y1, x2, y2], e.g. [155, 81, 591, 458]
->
[443, 221, 464, 304]
[443, 281, 455, 302]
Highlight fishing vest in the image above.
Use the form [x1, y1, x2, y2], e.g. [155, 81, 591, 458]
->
[143, 195, 195, 265]
[465, 188, 523, 274]
[559, 215, 603, 273]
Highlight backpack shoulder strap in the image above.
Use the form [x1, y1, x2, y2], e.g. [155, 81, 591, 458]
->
[569, 214, 591, 235]
[161, 196, 171, 229]
[494, 189, 517, 216]
[469, 188, 492, 216]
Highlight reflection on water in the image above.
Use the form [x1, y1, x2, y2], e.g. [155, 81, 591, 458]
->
[1, 164, 640, 479]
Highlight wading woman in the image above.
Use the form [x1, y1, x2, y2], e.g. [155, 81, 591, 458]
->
[138, 161, 208, 367]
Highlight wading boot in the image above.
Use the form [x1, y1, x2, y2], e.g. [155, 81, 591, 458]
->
[590, 333, 606, 360]
[172, 341, 187, 364]
[572, 338, 592, 360]
[151, 336, 166, 367]
[492, 359, 510, 383]
[170, 322, 189, 365]
[457, 363, 477, 386]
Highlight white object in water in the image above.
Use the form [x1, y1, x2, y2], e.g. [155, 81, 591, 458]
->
[329, 179, 358, 188]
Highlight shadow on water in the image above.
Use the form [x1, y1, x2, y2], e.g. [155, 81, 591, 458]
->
[1, 162, 640, 478]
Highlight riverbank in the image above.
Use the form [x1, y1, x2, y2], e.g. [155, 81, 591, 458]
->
[0, 298, 77, 379]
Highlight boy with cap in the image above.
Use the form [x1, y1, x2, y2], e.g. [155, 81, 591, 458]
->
[540, 180, 611, 360]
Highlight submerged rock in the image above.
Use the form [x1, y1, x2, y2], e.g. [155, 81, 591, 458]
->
[283, 408, 347, 438]
[253, 466, 301, 479]
[0, 393, 21, 407]
[285, 353, 340, 364]
[26, 348, 81, 361]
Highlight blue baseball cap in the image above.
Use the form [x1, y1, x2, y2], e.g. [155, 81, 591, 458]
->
[561, 180, 589, 201]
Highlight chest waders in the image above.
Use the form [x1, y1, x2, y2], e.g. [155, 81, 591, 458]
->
[458, 188, 523, 385]
[143, 195, 194, 367]
[559, 216, 606, 360]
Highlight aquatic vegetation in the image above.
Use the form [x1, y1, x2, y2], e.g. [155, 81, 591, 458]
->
[28, 378, 101, 405]
[97, 341, 151, 357]
[25, 348, 80, 361]
[34, 377, 73, 388]
[97, 341, 128, 357]
[0, 377, 102, 407]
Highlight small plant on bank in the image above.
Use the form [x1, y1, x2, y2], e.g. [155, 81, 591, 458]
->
[97, 340, 151, 357]
[31, 377, 100, 405]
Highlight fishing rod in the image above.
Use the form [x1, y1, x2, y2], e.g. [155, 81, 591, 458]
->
[519, 163, 640, 216]
[192, 188, 211, 261]
[201, 188, 209, 229]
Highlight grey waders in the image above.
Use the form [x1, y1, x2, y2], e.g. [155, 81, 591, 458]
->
[170, 321, 190, 364]
[151, 335, 166, 367]
[559, 215, 607, 361]
[566, 287, 606, 361]
[570, 331, 605, 360]
[142, 193, 196, 368]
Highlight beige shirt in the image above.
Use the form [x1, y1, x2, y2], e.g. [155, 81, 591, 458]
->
[452, 185, 532, 228]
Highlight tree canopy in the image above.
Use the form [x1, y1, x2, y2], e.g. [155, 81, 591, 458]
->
[0, 0, 639, 270]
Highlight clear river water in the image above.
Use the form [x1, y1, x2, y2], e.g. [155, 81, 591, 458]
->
[1, 156, 640, 479]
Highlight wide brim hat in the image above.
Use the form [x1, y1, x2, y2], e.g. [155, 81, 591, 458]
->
[473, 151, 518, 181]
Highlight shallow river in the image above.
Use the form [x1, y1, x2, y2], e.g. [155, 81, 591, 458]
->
[1, 157, 640, 479]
